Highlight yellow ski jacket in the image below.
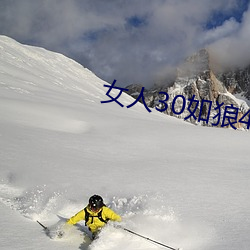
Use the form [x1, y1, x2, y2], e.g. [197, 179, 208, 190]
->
[67, 206, 121, 233]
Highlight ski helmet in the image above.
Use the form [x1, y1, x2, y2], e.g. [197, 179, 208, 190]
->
[89, 195, 104, 210]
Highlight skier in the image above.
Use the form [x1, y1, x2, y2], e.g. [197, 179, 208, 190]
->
[66, 194, 121, 239]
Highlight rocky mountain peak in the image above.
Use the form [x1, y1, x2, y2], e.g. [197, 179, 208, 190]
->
[126, 48, 250, 130]
[177, 48, 210, 78]
[217, 66, 250, 100]
[124, 83, 145, 97]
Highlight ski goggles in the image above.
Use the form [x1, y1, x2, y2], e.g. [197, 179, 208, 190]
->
[89, 204, 101, 212]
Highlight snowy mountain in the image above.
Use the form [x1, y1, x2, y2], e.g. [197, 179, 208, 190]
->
[126, 49, 250, 130]
[217, 65, 250, 100]
[0, 36, 250, 250]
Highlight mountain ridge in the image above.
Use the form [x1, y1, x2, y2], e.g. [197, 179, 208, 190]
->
[126, 48, 250, 129]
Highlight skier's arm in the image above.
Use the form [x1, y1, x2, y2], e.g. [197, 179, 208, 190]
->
[104, 207, 122, 222]
[67, 209, 85, 225]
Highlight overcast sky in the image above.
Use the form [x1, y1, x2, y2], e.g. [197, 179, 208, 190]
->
[0, 0, 249, 87]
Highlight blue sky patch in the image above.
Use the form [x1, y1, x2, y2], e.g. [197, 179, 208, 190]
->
[126, 15, 148, 28]
[206, 0, 249, 29]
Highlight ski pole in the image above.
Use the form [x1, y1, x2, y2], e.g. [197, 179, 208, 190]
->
[122, 227, 180, 250]
[37, 220, 48, 231]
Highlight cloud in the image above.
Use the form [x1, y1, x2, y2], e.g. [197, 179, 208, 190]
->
[200, 18, 240, 45]
[0, 0, 249, 86]
[209, 3, 250, 69]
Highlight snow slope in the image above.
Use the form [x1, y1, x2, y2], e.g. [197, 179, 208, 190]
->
[0, 36, 249, 250]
